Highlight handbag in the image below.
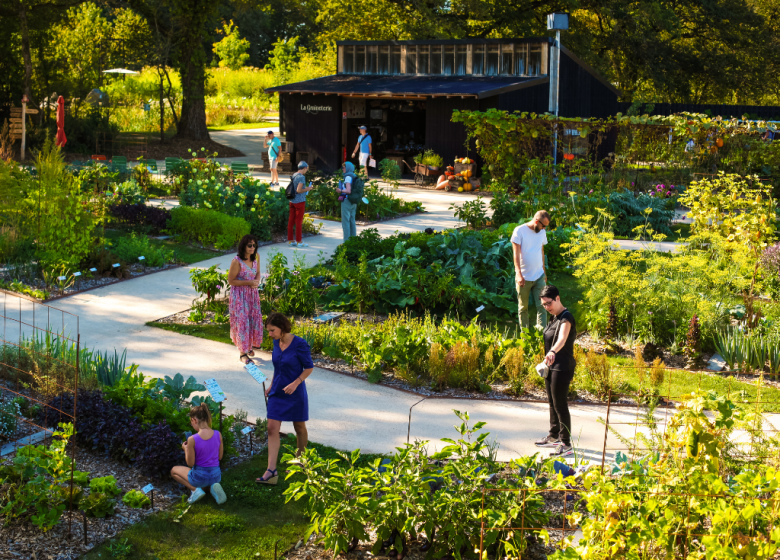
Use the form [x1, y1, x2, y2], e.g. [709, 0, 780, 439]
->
[537, 318, 562, 379]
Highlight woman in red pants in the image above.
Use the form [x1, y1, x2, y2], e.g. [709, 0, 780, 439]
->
[288, 161, 313, 248]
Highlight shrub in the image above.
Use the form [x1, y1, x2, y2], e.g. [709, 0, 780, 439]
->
[169, 206, 250, 249]
[378, 158, 401, 182]
[111, 233, 174, 267]
[576, 350, 624, 401]
[111, 180, 146, 205]
[607, 189, 674, 237]
[445, 337, 481, 389]
[108, 203, 171, 233]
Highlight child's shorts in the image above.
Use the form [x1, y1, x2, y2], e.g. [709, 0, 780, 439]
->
[188, 466, 221, 488]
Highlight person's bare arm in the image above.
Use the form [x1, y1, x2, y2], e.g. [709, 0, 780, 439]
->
[342, 178, 352, 194]
[352, 141, 360, 156]
[283, 367, 313, 394]
[542, 244, 546, 281]
[512, 242, 525, 287]
[545, 322, 572, 365]
[184, 435, 196, 467]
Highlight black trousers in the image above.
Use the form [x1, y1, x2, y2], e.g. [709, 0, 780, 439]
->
[545, 369, 574, 445]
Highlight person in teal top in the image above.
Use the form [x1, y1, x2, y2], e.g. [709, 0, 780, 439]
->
[266, 131, 282, 186]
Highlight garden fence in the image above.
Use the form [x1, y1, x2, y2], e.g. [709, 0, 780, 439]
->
[0, 291, 81, 539]
[475, 362, 779, 559]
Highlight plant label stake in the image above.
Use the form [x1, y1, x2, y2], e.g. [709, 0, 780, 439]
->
[243, 362, 269, 407]
[142, 483, 155, 510]
[82, 509, 88, 545]
[112, 263, 120, 268]
[242, 425, 254, 455]
[138, 256, 145, 271]
[475, 305, 485, 313]
[203, 378, 226, 431]
[73, 271, 81, 289]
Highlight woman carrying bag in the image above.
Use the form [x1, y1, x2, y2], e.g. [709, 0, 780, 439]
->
[534, 285, 577, 457]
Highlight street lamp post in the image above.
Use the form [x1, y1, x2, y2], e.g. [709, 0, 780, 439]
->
[547, 13, 569, 166]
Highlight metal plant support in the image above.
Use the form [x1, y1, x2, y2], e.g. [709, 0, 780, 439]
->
[0, 291, 80, 539]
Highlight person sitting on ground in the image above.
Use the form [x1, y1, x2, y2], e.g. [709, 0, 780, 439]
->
[170, 403, 227, 505]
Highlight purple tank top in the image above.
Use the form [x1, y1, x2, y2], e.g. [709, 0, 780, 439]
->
[193, 431, 221, 468]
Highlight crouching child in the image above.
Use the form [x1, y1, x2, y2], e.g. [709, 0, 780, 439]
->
[170, 403, 227, 504]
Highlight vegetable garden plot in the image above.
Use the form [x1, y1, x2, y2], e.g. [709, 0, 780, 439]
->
[471, 375, 780, 560]
[0, 292, 81, 537]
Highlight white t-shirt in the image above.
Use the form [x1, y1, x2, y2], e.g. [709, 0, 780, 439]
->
[510, 224, 548, 281]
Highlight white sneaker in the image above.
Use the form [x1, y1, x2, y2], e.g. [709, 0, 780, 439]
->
[296, 242, 308, 248]
[187, 487, 206, 504]
[210, 483, 227, 505]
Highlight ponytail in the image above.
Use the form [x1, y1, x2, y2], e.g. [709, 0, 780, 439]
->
[189, 403, 212, 427]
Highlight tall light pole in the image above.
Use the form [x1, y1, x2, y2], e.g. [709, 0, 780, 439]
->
[547, 13, 569, 166]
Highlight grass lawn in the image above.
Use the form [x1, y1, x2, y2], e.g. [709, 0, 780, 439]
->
[148, 320, 232, 345]
[208, 122, 279, 132]
[83, 435, 380, 560]
[105, 230, 225, 265]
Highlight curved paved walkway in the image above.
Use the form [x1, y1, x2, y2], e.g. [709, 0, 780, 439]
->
[11, 131, 696, 464]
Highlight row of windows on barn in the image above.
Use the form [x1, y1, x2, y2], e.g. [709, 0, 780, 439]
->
[339, 44, 546, 77]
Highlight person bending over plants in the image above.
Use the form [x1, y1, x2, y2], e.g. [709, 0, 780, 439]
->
[170, 403, 227, 505]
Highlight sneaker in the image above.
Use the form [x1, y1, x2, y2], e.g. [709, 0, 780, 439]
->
[288, 240, 296, 246]
[187, 487, 206, 504]
[535, 435, 561, 448]
[296, 242, 308, 248]
[210, 482, 227, 505]
[549, 444, 574, 457]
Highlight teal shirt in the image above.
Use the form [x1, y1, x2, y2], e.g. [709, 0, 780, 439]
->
[267, 137, 281, 159]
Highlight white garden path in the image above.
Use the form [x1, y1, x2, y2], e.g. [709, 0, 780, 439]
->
[10, 128, 733, 465]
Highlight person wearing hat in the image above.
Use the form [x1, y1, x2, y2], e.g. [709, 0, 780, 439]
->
[288, 161, 314, 248]
[351, 126, 372, 170]
[265, 130, 282, 186]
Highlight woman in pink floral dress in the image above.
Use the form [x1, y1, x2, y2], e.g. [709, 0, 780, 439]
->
[228, 234, 263, 364]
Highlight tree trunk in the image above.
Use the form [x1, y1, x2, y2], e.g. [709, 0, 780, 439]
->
[159, 70, 165, 143]
[175, 12, 210, 141]
[18, 3, 36, 107]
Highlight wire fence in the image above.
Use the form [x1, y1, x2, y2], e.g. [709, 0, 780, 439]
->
[0, 291, 80, 538]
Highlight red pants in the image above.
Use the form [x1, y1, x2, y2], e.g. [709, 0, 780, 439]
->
[287, 201, 306, 243]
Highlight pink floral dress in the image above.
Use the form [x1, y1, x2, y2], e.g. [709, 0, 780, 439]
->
[229, 256, 263, 354]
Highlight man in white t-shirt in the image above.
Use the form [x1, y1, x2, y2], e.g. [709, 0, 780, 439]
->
[511, 210, 550, 329]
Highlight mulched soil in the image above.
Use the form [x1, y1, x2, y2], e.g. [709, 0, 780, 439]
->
[115, 136, 245, 161]
[0, 420, 265, 560]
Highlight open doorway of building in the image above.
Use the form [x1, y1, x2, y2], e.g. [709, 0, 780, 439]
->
[342, 97, 426, 176]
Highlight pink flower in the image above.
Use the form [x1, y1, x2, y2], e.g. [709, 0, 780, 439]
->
[589, 189, 593, 193]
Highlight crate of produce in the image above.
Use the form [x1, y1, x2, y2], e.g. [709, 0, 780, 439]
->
[453, 156, 476, 175]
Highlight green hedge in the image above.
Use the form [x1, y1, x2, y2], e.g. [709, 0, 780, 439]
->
[169, 206, 249, 250]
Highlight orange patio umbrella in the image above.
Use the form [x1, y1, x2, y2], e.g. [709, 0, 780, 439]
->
[55, 95, 67, 148]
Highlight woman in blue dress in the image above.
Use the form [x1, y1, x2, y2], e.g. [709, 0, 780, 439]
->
[256, 312, 314, 485]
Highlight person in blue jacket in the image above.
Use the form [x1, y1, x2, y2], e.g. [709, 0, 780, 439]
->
[256, 312, 314, 485]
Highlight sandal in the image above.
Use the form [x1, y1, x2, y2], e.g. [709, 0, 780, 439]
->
[240, 354, 254, 364]
[255, 468, 278, 485]
[247, 349, 255, 358]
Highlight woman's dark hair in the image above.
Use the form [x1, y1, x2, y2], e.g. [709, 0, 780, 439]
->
[237, 234, 259, 261]
[540, 284, 560, 300]
[266, 312, 292, 334]
[190, 403, 212, 427]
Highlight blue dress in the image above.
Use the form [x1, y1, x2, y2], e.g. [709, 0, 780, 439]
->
[267, 336, 313, 422]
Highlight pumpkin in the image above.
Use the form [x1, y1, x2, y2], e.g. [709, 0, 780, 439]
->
[563, 153, 574, 161]
[464, 169, 472, 178]
[716, 138, 724, 148]
[464, 184, 472, 191]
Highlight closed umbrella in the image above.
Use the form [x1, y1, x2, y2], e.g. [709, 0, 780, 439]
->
[55, 96, 67, 148]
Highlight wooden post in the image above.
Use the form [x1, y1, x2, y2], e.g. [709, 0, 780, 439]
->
[21, 98, 27, 161]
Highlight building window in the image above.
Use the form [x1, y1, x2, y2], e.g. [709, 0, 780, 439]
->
[514, 43, 527, 75]
[367, 46, 377, 74]
[486, 44, 499, 75]
[378, 46, 389, 74]
[471, 45, 484, 75]
[501, 44, 514, 75]
[431, 45, 442, 74]
[443, 45, 455, 75]
[528, 44, 542, 76]
[418, 46, 429, 74]
[390, 46, 402, 74]
[455, 45, 467, 75]
[355, 46, 366, 74]
[344, 46, 354, 73]
[405, 46, 417, 74]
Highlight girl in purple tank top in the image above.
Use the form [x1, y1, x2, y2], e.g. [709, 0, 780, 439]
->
[170, 404, 227, 505]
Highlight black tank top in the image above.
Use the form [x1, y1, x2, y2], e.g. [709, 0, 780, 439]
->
[543, 309, 577, 372]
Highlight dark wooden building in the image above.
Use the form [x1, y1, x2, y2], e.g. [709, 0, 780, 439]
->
[266, 38, 619, 173]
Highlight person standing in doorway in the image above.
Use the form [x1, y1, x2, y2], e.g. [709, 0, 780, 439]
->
[511, 210, 550, 330]
[535, 285, 577, 457]
[288, 161, 313, 248]
[351, 125, 372, 170]
[266, 130, 282, 186]
[337, 161, 359, 241]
